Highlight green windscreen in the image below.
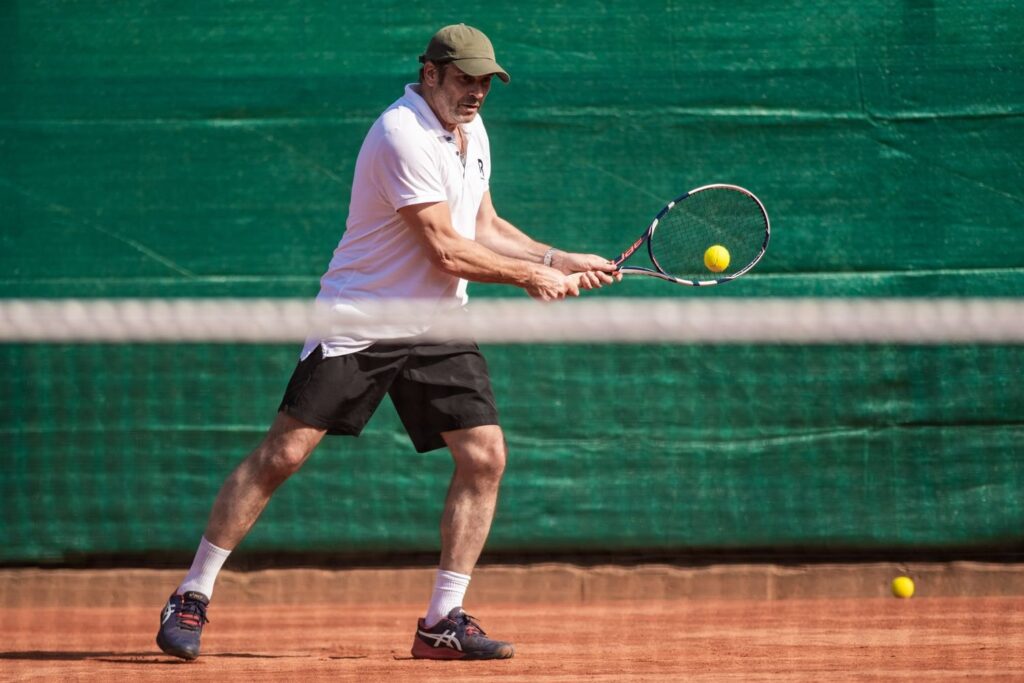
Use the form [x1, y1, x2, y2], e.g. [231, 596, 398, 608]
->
[2, 1, 1023, 564]
[3, 339, 1022, 563]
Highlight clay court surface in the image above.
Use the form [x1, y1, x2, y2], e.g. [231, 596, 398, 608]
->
[2, 564, 1023, 681]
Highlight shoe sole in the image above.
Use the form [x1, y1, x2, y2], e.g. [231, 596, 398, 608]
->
[411, 640, 514, 660]
[156, 632, 200, 661]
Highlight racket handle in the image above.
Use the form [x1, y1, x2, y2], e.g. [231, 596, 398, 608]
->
[614, 235, 646, 267]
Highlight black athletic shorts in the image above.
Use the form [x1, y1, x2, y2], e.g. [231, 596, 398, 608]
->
[278, 340, 499, 453]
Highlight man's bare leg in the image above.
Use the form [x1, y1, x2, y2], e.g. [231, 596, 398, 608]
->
[203, 412, 327, 550]
[412, 424, 514, 660]
[158, 412, 326, 660]
[438, 424, 507, 575]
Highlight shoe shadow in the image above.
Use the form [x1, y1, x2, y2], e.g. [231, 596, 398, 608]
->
[0, 651, 158, 661]
[0, 650, 342, 663]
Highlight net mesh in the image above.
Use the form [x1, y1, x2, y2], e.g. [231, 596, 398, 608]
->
[2, 297, 1023, 564]
[2, 297, 1023, 343]
[652, 187, 768, 281]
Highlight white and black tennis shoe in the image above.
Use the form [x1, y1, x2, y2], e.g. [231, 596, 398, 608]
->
[411, 607, 514, 660]
[156, 591, 210, 660]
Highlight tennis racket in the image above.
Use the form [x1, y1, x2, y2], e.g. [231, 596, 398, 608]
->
[614, 183, 770, 286]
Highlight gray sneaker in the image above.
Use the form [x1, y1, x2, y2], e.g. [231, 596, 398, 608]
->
[411, 607, 514, 660]
[156, 591, 209, 660]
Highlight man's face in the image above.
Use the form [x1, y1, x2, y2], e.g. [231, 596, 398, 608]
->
[423, 63, 493, 129]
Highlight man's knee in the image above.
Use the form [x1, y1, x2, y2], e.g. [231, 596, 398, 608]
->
[467, 444, 507, 481]
[248, 414, 324, 484]
[253, 440, 311, 481]
[447, 426, 507, 483]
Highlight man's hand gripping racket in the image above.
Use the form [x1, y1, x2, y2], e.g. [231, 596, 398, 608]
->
[613, 183, 770, 286]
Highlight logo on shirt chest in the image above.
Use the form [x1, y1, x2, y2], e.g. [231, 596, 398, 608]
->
[477, 158, 485, 180]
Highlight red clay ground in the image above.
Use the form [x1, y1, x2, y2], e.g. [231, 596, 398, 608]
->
[2, 566, 1022, 681]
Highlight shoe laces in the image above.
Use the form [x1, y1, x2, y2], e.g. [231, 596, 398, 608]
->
[455, 612, 486, 637]
[177, 597, 210, 631]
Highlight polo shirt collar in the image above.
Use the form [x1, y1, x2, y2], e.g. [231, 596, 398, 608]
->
[404, 83, 470, 139]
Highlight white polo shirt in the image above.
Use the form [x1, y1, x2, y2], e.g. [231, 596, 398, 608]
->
[302, 83, 492, 358]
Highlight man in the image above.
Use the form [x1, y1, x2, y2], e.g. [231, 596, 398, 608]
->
[156, 23, 619, 662]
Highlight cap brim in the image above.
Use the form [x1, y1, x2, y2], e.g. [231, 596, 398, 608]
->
[452, 57, 510, 83]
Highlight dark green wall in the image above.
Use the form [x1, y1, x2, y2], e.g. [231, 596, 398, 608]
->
[3, 1, 1022, 297]
[2, 2, 1022, 563]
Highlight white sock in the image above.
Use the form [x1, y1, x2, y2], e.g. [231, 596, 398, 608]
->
[177, 536, 231, 599]
[424, 569, 471, 628]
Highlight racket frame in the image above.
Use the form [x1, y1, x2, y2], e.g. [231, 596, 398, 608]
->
[613, 183, 771, 286]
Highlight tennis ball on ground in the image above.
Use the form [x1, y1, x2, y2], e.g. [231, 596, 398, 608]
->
[704, 245, 730, 273]
[891, 575, 915, 599]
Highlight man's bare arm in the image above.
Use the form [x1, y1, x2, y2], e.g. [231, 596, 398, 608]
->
[475, 191, 621, 288]
[397, 200, 578, 301]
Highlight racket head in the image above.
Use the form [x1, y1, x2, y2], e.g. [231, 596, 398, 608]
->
[621, 184, 770, 286]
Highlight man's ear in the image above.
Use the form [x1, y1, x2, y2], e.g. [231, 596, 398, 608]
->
[422, 62, 439, 86]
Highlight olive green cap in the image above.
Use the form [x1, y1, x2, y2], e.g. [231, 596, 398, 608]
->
[419, 24, 510, 83]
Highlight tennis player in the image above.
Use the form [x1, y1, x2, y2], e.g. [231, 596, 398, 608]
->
[156, 23, 619, 662]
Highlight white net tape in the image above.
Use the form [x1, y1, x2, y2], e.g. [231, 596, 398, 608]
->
[1, 298, 1023, 344]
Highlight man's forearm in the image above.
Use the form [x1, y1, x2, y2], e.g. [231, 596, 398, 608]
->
[432, 233, 542, 286]
[477, 215, 553, 263]
[401, 201, 542, 287]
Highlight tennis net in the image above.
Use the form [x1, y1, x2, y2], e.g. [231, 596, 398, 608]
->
[2, 297, 1023, 565]
[2, 297, 1023, 343]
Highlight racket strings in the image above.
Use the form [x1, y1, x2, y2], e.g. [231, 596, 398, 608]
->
[651, 189, 767, 280]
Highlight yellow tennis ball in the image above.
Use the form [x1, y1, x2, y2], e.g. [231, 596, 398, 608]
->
[704, 245, 730, 273]
[891, 576, 915, 599]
